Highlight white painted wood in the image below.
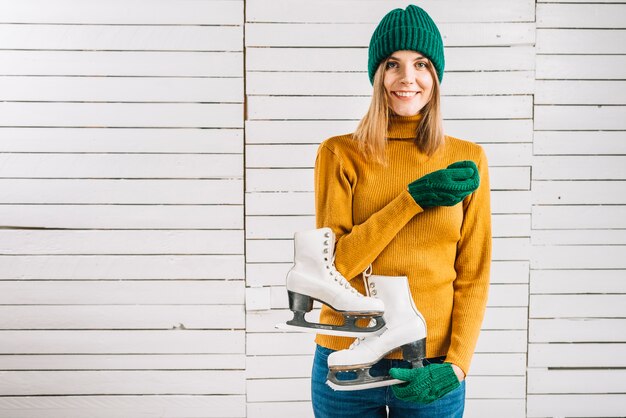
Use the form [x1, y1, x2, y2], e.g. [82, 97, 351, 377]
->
[533, 180, 626, 204]
[246, 46, 535, 72]
[0, 305, 245, 329]
[245, 143, 530, 168]
[534, 131, 626, 155]
[246, 71, 534, 96]
[535, 80, 626, 105]
[0, 354, 246, 370]
[0, 395, 246, 418]
[2, 230, 244, 255]
[245, 119, 533, 144]
[533, 229, 626, 245]
[0, 154, 242, 178]
[0, 258, 245, 280]
[528, 394, 626, 418]
[246, 0, 534, 23]
[538, 29, 626, 54]
[530, 270, 626, 294]
[530, 318, 626, 342]
[246, 262, 291, 286]
[248, 213, 525, 239]
[0, 25, 242, 51]
[464, 400, 525, 418]
[492, 191, 531, 214]
[2, 205, 243, 229]
[0, 102, 243, 128]
[0, 128, 243, 153]
[537, 54, 626, 79]
[0, 0, 243, 24]
[0, 76, 243, 102]
[249, 306, 526, 333]
[0, 279, 245, 308]
[535, 105, 626, 130]
[530, 295, 626, 318]
[534, 156, 626, 180]
[245, 191, 314, 215]
[246, 237, 527, 264]
[0, 370, 245, 395]
[247, 401, 313, 418]
[531, 245, 626, 269]
[529, 343, 626, 368]
[533, 206, 626, 229]
[246, 23, 535, 47]
[0, 330, 245, 353]
[528, 369, 626, 394]
[492, 214, 531, 237]
[0, 50, 244, 77]
[537, 3, 626, 28]
[246, 166, 525, 192]
[491, 261, 529, 284]
[248, 95, 532, 120]
[0, 179, 243, 204]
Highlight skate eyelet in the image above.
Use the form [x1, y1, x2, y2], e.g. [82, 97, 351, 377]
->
[369, 283, 375, 288]
[324, 232, 330, 238]
[371, 290, 377, 296]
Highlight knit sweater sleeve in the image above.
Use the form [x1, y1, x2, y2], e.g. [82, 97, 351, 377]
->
[445, 147, 492, 376]
[314, 141, 423, 281]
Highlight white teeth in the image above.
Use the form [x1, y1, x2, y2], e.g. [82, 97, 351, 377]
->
[394, 91, 417, 97]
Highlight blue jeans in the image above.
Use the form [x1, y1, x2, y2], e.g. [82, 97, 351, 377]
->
[311, 345, 465, 418]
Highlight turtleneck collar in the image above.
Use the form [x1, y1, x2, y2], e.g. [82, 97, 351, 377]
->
[387, 113, 423, 139]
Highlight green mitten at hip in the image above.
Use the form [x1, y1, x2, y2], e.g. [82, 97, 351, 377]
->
[408, 160, 480, 209]
[389, 363, 460, 404]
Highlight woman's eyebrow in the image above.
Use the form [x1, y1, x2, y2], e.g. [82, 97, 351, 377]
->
[388, 55, 426, 61]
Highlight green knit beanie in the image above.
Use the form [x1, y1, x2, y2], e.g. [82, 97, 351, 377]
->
[368, 5, 445, 85]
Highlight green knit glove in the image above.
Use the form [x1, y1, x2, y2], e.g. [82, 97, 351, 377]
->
[389, 363, 461, 404]
[408, 160, 480, 209]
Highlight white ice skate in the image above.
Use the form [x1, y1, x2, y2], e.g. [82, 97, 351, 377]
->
[275, 227, 386, 337]
[326, 274, 427, 391]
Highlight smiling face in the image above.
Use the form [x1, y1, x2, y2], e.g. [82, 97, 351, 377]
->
[383, 50, 435, 116]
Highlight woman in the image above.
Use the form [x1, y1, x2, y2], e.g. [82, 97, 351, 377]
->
[310, 5, 491, 418]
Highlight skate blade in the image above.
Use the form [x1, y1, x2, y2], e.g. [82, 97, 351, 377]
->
[275, 322, 385, 338]
[325, 377, 404, 391]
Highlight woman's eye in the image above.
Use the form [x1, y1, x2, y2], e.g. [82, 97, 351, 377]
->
[416, 62, 427, 69]
[386, 61, 399, 69]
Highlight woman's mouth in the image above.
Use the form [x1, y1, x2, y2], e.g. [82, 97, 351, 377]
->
[392, 91, 419, 100]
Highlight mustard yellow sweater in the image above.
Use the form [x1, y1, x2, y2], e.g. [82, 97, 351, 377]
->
[313, 114, 491, 375]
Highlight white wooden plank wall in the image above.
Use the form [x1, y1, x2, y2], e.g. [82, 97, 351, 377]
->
[0, 1, 246, 417]
[246, 1, 534, 417]
[529, 1, 626, 417]
[2, 1, 624, 417]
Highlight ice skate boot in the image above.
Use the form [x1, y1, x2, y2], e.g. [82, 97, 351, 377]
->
[275, 227, 386, 337]
[326, 274, 427, 391]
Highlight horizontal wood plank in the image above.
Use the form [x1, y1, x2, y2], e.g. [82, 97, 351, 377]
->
[2, 204, 243, 229]
[0, 395, 246, 418]
[0, 102, 243, 128]
[2, 230, 244, 255]
[0, 305, 245, 330]
[0, 50, 244, 77]
[527, 394, 626, 418]
[530, 318, 626, 342]
[0, 330, 245, 354]
[0, 179, 243, 204]
[0, 25, 242, 51]
[0, 154, 242, 178]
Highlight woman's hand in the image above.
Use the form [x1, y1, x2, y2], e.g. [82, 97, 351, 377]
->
[389, 363, 461, 404]
[450, 363, 465, 382]
[407, 160, 480, 209]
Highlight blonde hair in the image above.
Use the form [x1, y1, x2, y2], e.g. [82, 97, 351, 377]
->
[354, 57, 445, 165]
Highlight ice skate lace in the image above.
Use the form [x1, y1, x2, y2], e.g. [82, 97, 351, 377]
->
[323, 238, 362, 297]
